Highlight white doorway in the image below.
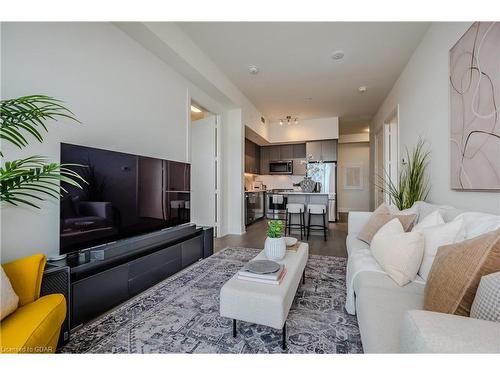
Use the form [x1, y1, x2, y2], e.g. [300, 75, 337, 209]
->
[374, 106, 399, 207]
[190, 101, 220, 236]
[374, 128, 385, 207]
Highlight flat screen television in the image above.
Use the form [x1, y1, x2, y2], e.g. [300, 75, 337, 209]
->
[60, 143, 191, 254]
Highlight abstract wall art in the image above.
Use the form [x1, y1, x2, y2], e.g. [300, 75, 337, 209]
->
[450, 22, 500, 190]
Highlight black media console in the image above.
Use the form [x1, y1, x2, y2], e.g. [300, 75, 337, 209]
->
[49, 224, 214, 328]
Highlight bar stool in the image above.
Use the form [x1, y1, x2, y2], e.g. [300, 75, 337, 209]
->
[285, 203, 306, 240]
[307, 204, 327, 241]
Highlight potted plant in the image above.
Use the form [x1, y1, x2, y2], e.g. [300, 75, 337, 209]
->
[264, 220, 286, 260]
[377, 139, 430, 210]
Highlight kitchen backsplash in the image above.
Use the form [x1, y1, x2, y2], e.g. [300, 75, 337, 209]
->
[246, 175, 304, 190]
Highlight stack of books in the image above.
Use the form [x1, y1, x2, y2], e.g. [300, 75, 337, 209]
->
[237, 264, 287, 285]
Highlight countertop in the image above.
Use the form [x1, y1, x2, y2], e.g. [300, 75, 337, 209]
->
[245, 190, 328, 195]
[265, 191, 328, 195]
[282, 192, 328, 195]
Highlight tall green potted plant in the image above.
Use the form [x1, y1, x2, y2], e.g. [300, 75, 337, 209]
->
[264, 220, 286, 260]
[378, 139, 430, 210]
[1, 95, 86, 208]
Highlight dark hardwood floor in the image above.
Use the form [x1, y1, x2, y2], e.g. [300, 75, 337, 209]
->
[215, 215, 348, 258]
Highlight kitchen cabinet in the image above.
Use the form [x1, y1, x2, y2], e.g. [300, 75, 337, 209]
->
[279, 145, 294, 160]
[245, 138, 260, 174]
[260, 146, 270, 174]
[293, 159, 307, 176]
[269, 145, 281, 161]
[293, 143, 306, 158]
[321, 140, 337, 161]
[306, 140, 337, 162]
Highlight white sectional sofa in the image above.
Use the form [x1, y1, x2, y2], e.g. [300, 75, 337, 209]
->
[346, 201, 500, 353]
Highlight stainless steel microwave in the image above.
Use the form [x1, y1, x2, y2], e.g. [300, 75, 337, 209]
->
[269, 160, 293, 174]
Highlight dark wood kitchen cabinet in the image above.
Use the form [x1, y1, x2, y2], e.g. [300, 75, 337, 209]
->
[260, 146, 270, 174]
[245, 138, 260, 174]
[306, 140, 337, 162]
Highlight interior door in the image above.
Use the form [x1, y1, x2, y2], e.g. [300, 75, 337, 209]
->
[375, 129, 385, 207]
[191, 115, 218, 231]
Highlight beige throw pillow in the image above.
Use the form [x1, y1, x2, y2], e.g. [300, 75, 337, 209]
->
[371, 218, 425, 286]
[424, 229, 500, 316]
[357, 203, 416, 244]
[1, 266, 19, 320]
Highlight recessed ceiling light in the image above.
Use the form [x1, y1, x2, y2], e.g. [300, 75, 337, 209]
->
[331, 50, 345, 61]
[248, 65, 259, 75]
[358, 86, 368, 93]
[190, 105, 202, 113]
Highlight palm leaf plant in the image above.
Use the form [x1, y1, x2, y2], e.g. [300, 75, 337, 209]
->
[0, 95, 86, 208]
[377, 139, 430, 210]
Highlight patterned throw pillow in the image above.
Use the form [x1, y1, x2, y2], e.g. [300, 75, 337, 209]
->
[470, 272, 500, 322]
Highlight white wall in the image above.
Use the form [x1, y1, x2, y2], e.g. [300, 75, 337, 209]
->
[370, 22, 500, 214]
[0, 22, 233, 262]
[267, 116, 339, 143]
[338, 142, 370, 212]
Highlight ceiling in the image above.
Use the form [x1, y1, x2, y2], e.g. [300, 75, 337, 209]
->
[178, 22, 430, 123]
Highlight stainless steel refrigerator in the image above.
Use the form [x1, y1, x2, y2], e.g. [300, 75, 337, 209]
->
[308, 162, 337, 222]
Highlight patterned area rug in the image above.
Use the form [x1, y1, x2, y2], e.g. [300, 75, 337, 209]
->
[61, 247, 363, 354]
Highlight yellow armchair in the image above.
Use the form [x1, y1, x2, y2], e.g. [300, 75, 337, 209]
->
[1, 254, 66, 354]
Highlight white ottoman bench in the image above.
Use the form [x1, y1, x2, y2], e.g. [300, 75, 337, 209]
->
[220, 242, 309, 349]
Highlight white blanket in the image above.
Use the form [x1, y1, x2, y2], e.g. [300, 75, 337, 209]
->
[345, 249, 386, 315]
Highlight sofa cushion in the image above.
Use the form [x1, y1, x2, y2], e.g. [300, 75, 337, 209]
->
[371, 219, 424, 286]
[0, 294, 66, 353]
[354, 271, 424, 353]
[412, 210, 444, 232]
[357, 203, 416, 244]
[413, 201, 456, 223]
[400, 310, 500, 353]
[346, 234, 370, 256]
[453, 212, 500, 240]
[424, 229, 500, 316]
[417, 218, 466, 281]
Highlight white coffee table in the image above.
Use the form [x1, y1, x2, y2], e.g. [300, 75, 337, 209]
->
[219, 242, 309, 349]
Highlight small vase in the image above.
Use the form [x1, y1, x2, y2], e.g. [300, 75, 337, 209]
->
[264, 237, 287, 260]
[300, 177, 315, 193]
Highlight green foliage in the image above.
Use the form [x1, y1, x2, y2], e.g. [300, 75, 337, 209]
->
[377, 139, 430, 210]
[0, 95, 85, 209]
[267, 220, 284, 238]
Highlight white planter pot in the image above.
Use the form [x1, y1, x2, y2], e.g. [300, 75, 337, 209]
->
[264, 237, 287, 260]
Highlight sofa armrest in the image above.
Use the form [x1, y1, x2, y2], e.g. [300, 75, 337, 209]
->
[347, 211, 372, 235]
[2, 254, 46, 307]
[78, 201, 113, 220]
[400, 310, 500, 353]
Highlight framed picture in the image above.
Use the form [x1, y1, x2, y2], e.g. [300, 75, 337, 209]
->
[450, 22, 500, 190]
[343, 163, 363, 190]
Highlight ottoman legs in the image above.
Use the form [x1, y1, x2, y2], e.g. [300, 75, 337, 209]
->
[282, 322, 287, 350]
[231, 319, 287, 350]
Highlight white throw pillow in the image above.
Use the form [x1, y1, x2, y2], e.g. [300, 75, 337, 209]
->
[453, 212, 500, 240]
[1, 266, 19, 320]
[371, 218, 425, 286]
[412, 210, 445, 232]
[417, 217, 466, 281]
